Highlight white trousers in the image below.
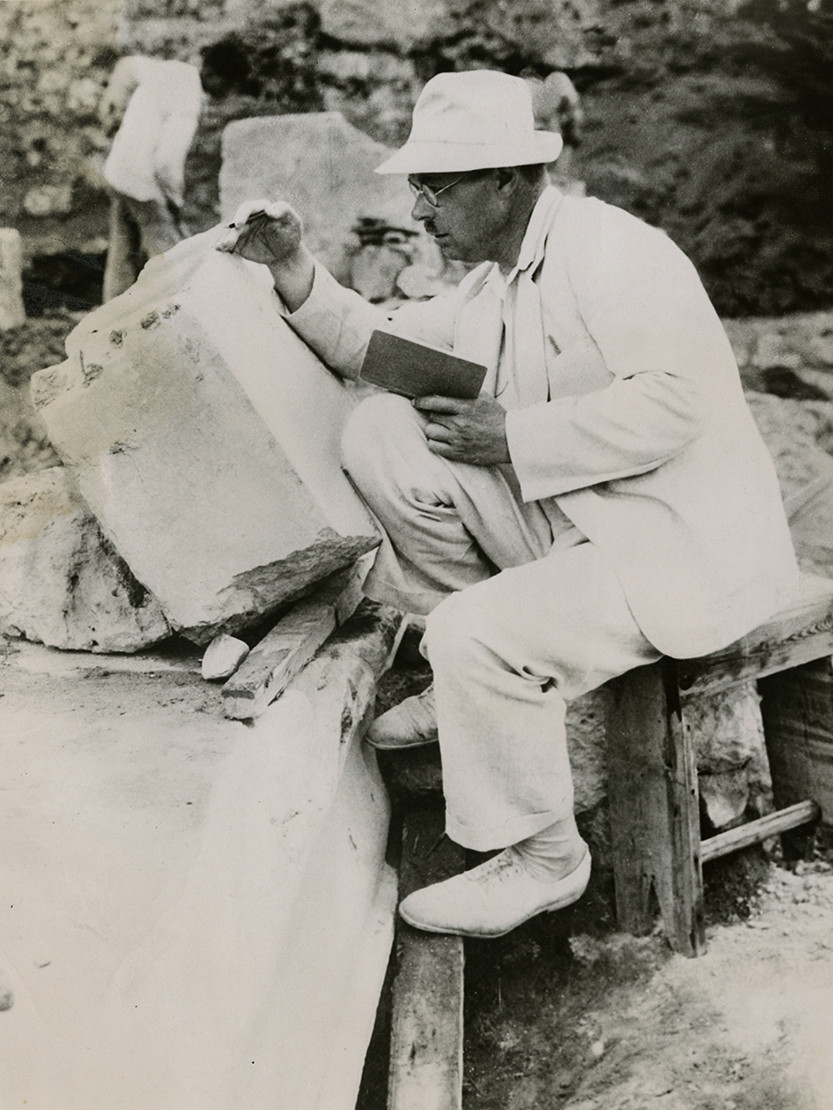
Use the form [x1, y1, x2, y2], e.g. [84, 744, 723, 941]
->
[342, 394, 661, 851]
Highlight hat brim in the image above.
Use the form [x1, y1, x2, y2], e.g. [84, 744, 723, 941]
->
[374, 132, 563, 175]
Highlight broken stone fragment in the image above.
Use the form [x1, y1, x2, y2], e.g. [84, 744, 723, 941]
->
[201, 633, 250, 681]
[31, 230, 379, 644]
[0, 467, 170, 652]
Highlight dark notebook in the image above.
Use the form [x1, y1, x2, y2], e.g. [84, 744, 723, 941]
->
[359, 329, 487, 400]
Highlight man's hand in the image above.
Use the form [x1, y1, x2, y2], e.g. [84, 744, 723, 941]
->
[215, 199, 314, 311]
[215, 199, 304, 266]
[414, 393, 509, 465]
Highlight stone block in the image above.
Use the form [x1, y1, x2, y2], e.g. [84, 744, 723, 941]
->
[0, 228, 26, 330]
[0, 466, 170, 652]
[219, 112, 440, 286]
[31, 231, 380, 644]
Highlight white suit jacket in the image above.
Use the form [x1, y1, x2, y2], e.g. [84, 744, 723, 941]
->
[284, 186, 798, 658]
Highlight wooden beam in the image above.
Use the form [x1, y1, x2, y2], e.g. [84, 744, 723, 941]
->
[701, 800, 821, 864]
[388, 809, 465, 1110]
[221, 563, 367, 720]
[606, 660, 706, 957]
[676, 575, 833, 702]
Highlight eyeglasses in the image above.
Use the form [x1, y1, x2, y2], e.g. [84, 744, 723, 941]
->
[408, 174, 468, 207]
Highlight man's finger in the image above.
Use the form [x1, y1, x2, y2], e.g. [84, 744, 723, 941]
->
[414, 395, 470, 414]
[228, 198, 271, 228]
[425, 421, 454, 443]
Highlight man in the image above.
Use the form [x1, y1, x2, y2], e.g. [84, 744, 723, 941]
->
[99, 56, 202, 300]
[525, 70, 583, 182]
[219, 71, 798, 938]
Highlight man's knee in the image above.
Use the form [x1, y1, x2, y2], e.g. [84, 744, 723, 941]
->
[424, 589, 485, 666]
[341, 392, 422, 482]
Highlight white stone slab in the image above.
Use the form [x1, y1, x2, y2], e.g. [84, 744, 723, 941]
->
[0, 605, 400, 1110]
[31, 231, 379, 643]
[220, 112, 421, 285]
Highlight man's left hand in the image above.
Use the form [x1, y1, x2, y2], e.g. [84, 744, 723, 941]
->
[414, 393, 509, 465]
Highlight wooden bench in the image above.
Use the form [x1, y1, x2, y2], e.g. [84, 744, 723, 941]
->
[606, 573, 833, 957]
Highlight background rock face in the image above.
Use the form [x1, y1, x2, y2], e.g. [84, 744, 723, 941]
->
[31, 232, 379, 644]
[6, 0, 833, 321]
[0, 467, 170, 652]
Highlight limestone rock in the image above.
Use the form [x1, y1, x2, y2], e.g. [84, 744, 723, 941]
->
[350, 244, 411, 303]
[31, 230, 379, 644]
[219, 113, 439, 287]
[0, 380, 61, 482]
[201, 633, 250, 681]
[746, 390, 833, 578]
[0, 467, 170, 652]
[567, 690, 611, 814]
[0, 229, 26, 330]
[22, 184, 73, 218]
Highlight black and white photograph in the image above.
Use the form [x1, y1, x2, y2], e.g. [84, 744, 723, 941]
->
[1, 1, 832, 1107]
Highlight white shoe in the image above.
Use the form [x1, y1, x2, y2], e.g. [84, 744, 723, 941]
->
[366, 684, 437, 750]
[399, 844, 591, 938]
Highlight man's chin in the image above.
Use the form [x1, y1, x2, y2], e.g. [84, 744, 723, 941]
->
[435, 237, 462, 260]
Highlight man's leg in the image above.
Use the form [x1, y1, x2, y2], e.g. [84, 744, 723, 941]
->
[125, 196, 184, 259]
[398, 543, 661, 936]
[341, 392, 569, 615]
[424, 542, 660, 851]
[102, 194, 143, 302]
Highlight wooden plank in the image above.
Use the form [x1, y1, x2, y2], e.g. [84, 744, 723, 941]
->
[759, 656, 833, 859]
[388, 809, 466, 1110]
[606, 660, 706, 957]
[677, 575, 833, 701]
[221, 564, 367, 720]
[701, 800, 821, 864]
[677, 626, 833, 702]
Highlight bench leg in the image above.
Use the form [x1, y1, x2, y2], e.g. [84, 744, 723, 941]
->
[606, 660, 706, 957]
[759, 656, 832, 862]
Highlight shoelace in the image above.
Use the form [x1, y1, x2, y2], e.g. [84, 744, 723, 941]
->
[467, 850, 525, 885]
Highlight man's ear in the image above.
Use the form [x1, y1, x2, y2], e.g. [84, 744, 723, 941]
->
[495, 166, 521, 195]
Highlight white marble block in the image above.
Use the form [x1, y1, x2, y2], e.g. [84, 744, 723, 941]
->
[220, 112, 428, 286]
[30, 231, 379, 644]
[0, 466, 170, 652]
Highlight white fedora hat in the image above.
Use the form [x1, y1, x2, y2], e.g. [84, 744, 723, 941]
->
[375, 70, 563, 175]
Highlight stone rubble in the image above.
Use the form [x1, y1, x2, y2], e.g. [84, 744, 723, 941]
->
[201, 633, 250, 681]
[0, 466, 170, 652]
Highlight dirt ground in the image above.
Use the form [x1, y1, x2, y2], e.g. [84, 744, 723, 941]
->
[460, 845, 833, 1110]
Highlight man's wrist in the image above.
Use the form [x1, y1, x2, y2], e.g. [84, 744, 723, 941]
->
[268, 248, 315, 312]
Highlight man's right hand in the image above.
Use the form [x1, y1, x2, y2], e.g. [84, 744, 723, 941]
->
[216, 199, 314, 311]
[216, 199, 303, 265]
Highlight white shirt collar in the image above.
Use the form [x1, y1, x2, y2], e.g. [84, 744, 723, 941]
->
[484, 185, 564, 298]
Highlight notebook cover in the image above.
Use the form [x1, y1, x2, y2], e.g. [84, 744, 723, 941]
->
[359, 330, 487, 400]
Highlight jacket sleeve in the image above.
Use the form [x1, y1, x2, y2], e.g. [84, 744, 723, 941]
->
[505, 203, 734, 501]
[281, 262, 459, 381]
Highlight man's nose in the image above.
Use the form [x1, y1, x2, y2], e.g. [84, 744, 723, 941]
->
[410, 192, 433, 222]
